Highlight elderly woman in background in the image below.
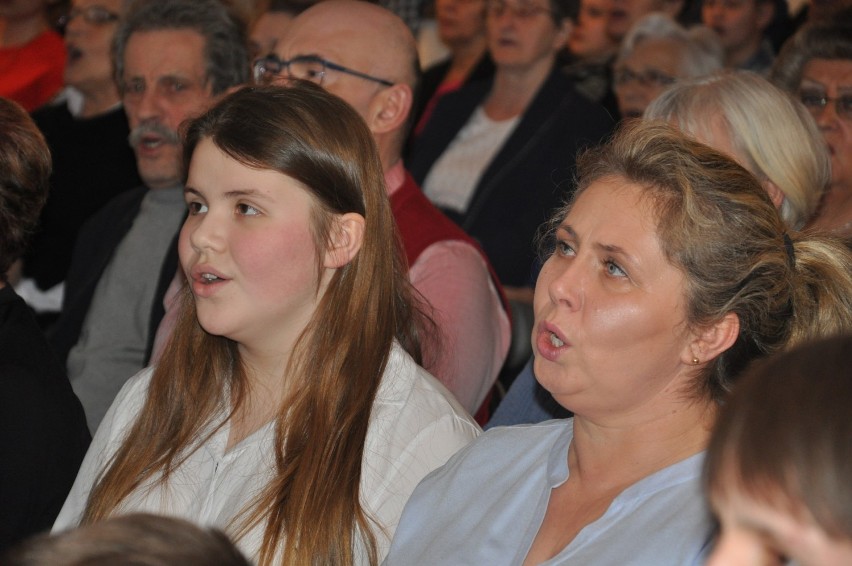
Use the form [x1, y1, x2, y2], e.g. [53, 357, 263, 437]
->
[613, 13, 722, 118]
[646, 71, 829, 229]
[772, 21, 852, 238]
[386, 121, 852, 564]
[0, 98, 90, 553]
[410, 0, 613, 294]
[23, 0, 141, 314]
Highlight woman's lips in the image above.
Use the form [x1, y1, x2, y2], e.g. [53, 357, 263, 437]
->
[535, 322, 570, 362]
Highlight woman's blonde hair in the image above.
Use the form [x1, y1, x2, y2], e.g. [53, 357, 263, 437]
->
[645, 71, 830, 229]
[80, 83, 427, 565]
[546, 120, 852, 402]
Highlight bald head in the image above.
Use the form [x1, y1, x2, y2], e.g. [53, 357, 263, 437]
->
[294, 0, 419, 87]
[274, 1, 419, 168]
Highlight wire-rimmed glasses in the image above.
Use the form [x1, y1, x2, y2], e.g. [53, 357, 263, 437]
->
[253, 54, 394, 87]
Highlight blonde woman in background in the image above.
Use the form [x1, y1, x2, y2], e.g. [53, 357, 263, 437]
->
[646, 70, 829, 229]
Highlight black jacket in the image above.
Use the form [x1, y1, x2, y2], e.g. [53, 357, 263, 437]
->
[409, 68, 615, 286]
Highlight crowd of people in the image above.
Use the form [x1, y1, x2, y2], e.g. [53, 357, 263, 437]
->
[1, 0, 851, 563]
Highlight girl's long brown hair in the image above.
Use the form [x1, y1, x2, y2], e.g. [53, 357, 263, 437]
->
[81, 83, 426, 565]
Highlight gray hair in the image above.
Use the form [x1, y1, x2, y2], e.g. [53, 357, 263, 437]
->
[770, 21, 852, 92]
[645, 71, 829, 229]
[113, 0, 249, 96]
[618, 13, 723, 78]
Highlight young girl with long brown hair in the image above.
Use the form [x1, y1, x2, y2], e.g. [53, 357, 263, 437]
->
[53, 83, 480, 565]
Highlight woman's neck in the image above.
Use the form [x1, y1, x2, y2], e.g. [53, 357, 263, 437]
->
[484, 57, 553, 121]
[568, 398, 716, 489]
[226, 344, 293, 449]
[444, 37, 488, 85]
[0, 15, 49, 48]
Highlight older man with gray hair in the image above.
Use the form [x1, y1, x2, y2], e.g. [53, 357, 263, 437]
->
[50, 0, 249, 431]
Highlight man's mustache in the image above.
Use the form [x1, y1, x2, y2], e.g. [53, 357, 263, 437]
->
[128, 122, 181, 148]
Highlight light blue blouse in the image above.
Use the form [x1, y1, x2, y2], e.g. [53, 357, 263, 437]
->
[385, 419, 714, 565]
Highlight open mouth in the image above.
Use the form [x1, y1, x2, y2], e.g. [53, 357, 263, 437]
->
[548, 331, 565, 348]
[140, 134, 165, 150]
[66, 46, 83, 64]
[200, 273, 223, 283]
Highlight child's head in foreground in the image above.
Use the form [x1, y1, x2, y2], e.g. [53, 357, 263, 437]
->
[3, 513, 250, 565]
[705, 333, 852, 566]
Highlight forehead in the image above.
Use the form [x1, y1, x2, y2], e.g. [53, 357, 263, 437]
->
[124, 28, 207, 77]
[582, 0, 610, 12]
[73, 0, 123, 10]
[277, 9, 371, 63]
[569, 176, 661, 235]
[801, 58, 852, 90]
[618, 0, 665, 14]
[251, 11, 294, 39]
[623, 38, 683, 71]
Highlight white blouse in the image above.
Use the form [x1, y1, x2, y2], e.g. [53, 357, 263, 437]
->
[53, 343, 480, 563]
[422, 106, 520, 214]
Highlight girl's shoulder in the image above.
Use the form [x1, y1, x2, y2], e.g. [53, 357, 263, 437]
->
[373, 343, 478, 431]
[93, 367, 155, 444]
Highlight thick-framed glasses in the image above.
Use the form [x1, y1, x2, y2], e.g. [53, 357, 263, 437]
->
[253, 54, 394, 87]
[799, 89, 852, 121]
[485, 0, 555, 19]
[613, 68, 677, 88]
[57, 5, 120, 27]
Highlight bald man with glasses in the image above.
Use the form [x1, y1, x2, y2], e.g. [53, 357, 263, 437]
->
[262, 0, 511, 420]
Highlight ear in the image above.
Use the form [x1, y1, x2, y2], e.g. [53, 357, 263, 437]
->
[324, 212, 365, 269]
[684, 312, 740, 366]
[756, 0, 775, 31]
[763, 179, 785, 210]
[366, 83, 413, 137]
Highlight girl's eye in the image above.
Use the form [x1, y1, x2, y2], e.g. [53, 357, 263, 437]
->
[187, 201, 207, 215]
[237, 203, 260, 216]
[605, 259, 627, 278]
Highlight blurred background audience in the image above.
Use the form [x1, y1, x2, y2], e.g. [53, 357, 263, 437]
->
[772, 18, 852, 238]
[646, 70, 829, 229]
[0, 96, 89, 554]
[19, 0, 141, 324]
[701, 0, 775, 72]
[409, 0, 613, 296]
[411, 0, 493, 138]
[613, 13, 722, 118]
[0, 0, 66, 111]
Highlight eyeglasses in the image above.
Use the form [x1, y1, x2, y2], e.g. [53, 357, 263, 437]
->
[485, 0, 555, 19]
[799, 89, 852, 121]
[253, 54, 394, 87]
[57, 5, 120, 27]
[613, 67, 677, 88]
